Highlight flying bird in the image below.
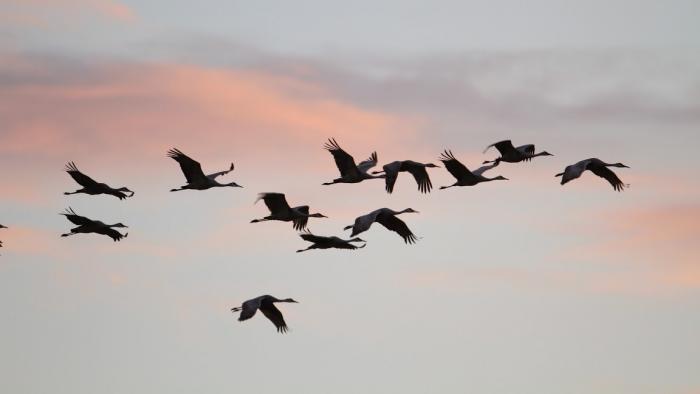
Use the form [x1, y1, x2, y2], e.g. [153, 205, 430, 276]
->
[322, 138, 384, 185]
[555, 158, 629, 191]
[231, 295, 298, 333]
[344, 208, 419, 244]
[439, 150, 508, 189]
[64, 162, 134, 200]
[60, 207, 128, 242]
[371, 160, 440, 194]
[296, 230, 366, 253]
[251, 193, 327, 231]
[483, 140, 553, 165]
[167, 148, 242, 191]
[0, 224, 5, 251]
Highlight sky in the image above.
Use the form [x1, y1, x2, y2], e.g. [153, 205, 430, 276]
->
[1, 1, 700, 393]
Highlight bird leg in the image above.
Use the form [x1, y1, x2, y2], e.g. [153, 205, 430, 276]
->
[296, 247, 313, 253]
[60, 232, 77, 237]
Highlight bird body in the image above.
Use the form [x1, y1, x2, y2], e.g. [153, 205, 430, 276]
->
[556, 158, 629, 191]
[60, 208, 128, 241]
[483, 140, 553, 165]
[439, 150, 508, 189]
[167, 148, 242, 191]
[344, 207, 419, 244]
[322, 138, 384, 185]
[231, 295, 298, 333]
[296, 230, 366, 252]
[64, 162, 134, 200]
[373, 160, 439, 193]
[251, 193, 327, 231]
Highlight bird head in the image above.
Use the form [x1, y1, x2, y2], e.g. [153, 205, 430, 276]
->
[118, 187, 134, 193]
[112, 223, 128, 228]
[494, 176, 509, 181]
[283, 298, 299, 303]
[425, 163, 440, 168]
[226, 182, 243, 188]
[311, 213, 328, 218]
[614, 162, 630, 168]
[403, 208, 419, 214]
[541, 151, 554, 156]
[349, 237, 366, 243]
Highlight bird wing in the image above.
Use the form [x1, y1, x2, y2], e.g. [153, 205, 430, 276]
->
[167, 148, 207, 184]
[260, 302, 289, 333]
[256, 193, 292, 215]
[300, 231, 329, 244]
[560, 159, 589, 185]
[61, 207, 94, 226]
[65, 162, 99, 187]
[402, 161, 433, 193]
[439, 150, 476, 181]
[382, 161, 402, 194]
[516, 144, 535, 157]
[237, 299, 260, 321]
[357, 152, 378, 174]
[587, 162, 627, 191]
[97, 227, 127, 242]
[207, 163, 234, 179]
[472, 161, 499, 176]
[324, 138, 360, 177]
[483, 140, 515, 155]
[376, 213, 418, 244]
[293, 206, 309, 231]
[349, 209, 383, 236]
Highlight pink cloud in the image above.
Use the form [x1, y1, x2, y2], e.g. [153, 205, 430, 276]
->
[0, 0, 136, 24]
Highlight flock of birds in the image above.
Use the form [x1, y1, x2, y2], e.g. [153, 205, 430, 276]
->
[1, 138, 630, 333]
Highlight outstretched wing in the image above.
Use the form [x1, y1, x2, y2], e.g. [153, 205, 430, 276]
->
[324, 138, 360, 177]
[293, 206, 309, 231]
[207, 163, 234, 179]
[439, 150, 475, 181]
[60, 207, 94, 226]
[376, 213, 418, 244]
[167, 148, 207, 184]
[300, 230, 329, 244]
[237, 299, 260, 322]
[402, 161, 433, 193]
[260, 302, 289, 333]
[357, 152, 378, 174]
[65, 162, 99, 187]
[381, 161, 402, 194]
[588, 163, 627, 191]
[256, 193, 291, 215]
[483, 140, 515, 155]
[349, 209, 383, 236]
[516, 144, 535, 156]
[472, 161, 499, 176]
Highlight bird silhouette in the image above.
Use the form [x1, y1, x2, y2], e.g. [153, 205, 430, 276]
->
[231, 295, 298, 333]
[344, 208, 419, 244]
[251, 193, 327, 231]
[167, 148, 242, 191]
[555, 158, 629, 191]
[64, 162, 134, 200]
[60, 208, 128, 242]
[296, 229, 366, 252]
[322, 138, 384, 185]
[439, 150, 508, 189]
[372, 160, 440, 193]
[482, 140, 553, 165]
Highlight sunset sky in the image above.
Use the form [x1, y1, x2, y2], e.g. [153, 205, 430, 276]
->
[1, 1, 699, 393]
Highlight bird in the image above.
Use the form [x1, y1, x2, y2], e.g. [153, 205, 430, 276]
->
[251, 193, 327, 231]
[483, 140, 553, 165]
[438, 150, 508, 189]
[0, 224, 5, 250]
[322, 138, 384, 185]
[296, 230, 366, 253]
[60, 207, 128, 241]
[371, 160, 440, 193]
[167, 148, 242, 192]
[231, 295, 298, 333]
[344, 208, 419, 244]
[64, 162, 134, 200]
[555, 158, 629, 191]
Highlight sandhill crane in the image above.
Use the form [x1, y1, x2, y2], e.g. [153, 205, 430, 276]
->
[371, 160, 440, 194]
[296, 230, 366, 253]
[64, 162, 134, 200]
[167, 148, 242, 192]
[556, 158, 629, 191]
[251, 193, 327, 231]
[60, 207, 128, 241]
[0, 224, 5, 251]
[344, 208, 419, 244]
[322, 138, 384, 185]
[483, 140, 553, 165]
[231, 295, 298, 333]
[439, 150, 508, 189]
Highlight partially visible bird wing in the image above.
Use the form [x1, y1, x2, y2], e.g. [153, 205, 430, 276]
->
[560, 159, 590, 185]
[237, 299, 260, 321]
[324, 138, 360, 177]
[357, 152, 378, 174]
[402, 161, 433, 193]
[167, 148, 207, 184]
[207, 163, 234, 179]
[260, 302, 289, 333]
[483, 140, 515, 155]
[472, 161, 499, 176]
[98, 227, 127, 242]
[300, 231, 329, 244]
[588, 163, 627, 191]
[382, 161, 402, 194]
[293, 206, 309, 231]
[350, 209, 383, 236]
[516, 144, 535, 157]
[61, 207, 94, 226]
[256, 193, 292, 215]
[439, 150, 475, 181]
[65, 162, 99, 187]
[376, 213, 418, 244]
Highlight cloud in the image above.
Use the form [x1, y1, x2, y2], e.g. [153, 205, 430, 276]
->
[0, 0, 136, 25]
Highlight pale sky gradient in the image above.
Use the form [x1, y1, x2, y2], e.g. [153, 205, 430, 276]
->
[1, 1, 700, 394]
